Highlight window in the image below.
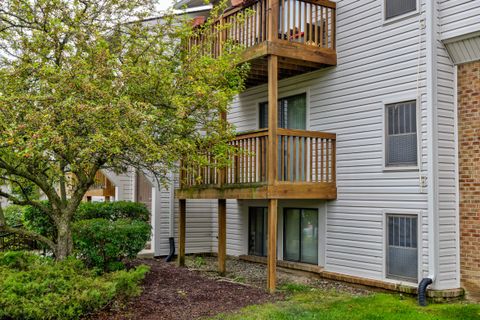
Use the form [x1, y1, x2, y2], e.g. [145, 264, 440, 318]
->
[259, 93, 306, 129]
[385, 0, 417, 20]
[248, 207, 268, 256]
[386, 214, 418, 282]
[284, 208, 318, 264]
[385, 100, 417, 167]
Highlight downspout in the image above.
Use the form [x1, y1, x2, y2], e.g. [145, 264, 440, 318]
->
[165, 171, 176, 262]
[419, 0, 438, 305]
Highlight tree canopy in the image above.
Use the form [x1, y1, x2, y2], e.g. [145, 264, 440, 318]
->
[0, 0, 247, 258]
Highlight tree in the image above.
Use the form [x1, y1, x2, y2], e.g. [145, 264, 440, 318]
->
[0, 0, 247, 259]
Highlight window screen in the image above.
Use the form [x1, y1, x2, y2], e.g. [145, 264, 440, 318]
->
[385, 0, 417, 20]
[386, 101, 417, 166]
[387, 215, 418, 282]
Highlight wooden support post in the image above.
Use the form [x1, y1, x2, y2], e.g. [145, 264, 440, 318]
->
[267, 199, 278, 293]
[178, 199, 186, 267]
[267, 54, 278, 185]
[218, 199, 227, 275]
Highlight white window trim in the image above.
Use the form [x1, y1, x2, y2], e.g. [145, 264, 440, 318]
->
[382, 95, 420, 172]
[382, 0, 420, 26]
[382, 209, 422, 286]
[256, 88, 311, 130]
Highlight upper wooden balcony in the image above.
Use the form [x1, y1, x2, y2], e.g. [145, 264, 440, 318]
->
[189, 0, 337, 87]
[176, 128, 337, 200]
[84, 171, 115, 200]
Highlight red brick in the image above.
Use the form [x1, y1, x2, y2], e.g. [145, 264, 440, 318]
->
[458, 61, 480, 301]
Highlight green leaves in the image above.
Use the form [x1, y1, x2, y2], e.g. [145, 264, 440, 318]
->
[72, 218, 151, 272]
[0, 0, 246, 257]
[0, 251, 149, 320]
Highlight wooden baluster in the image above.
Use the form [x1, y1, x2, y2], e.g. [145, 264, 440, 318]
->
[315, 5, 318, 45]
[321, 138, 325, 182]
[293, 136, 297, 181]
[263, 135, 267, 181]
[332, 139, 336, 182]
[315, 138, 319, 182]
[298, 1, 301, 42]
[298, 137, 306, 181]
[309, 137, 313, 182]
[332, 8, 336, 49]
[286, 0, 290, 40]
[290, 0, 297, 40]
[326, 8, 330, 49]
[303, 1, 307, 45]
[326, 138, 330, 182]
[309, 3, 313, 44]
[235, 142, 240, 184]
[249, 138, 253, 183]
[320, 6, 324, 47]
[303, 137, 307, 182]
[280, 135, 285, 181]
[286, 136, 291, 181]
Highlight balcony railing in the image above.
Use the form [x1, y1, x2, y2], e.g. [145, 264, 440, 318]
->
[189, 0, 336, 58]
[179, 128, 336, 189]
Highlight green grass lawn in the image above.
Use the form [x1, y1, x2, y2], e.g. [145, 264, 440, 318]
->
[216, 284, 480, 320]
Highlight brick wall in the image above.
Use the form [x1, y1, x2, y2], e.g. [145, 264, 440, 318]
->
[458, 61, 480, 300]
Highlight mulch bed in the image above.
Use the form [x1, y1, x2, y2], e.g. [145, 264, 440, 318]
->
[91, 259, 278, 320]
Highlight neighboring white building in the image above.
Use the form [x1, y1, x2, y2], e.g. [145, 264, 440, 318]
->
[108, 0, 480, 300]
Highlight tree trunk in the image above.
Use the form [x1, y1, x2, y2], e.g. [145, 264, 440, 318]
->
[55, 219, 73, 260]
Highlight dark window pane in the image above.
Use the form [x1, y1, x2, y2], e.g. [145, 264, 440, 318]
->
[259, 103, 268, 129]
[386, 101, 417, 166]
[301, 209, 318, 264]
[248, 207, 268, 256]
[258, 93, 306, 130]
[387, 215, 418, 282]
[385, 0, 417, 20]
[284, 209, 301, 261]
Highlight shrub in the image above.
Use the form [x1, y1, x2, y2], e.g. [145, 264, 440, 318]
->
[73, 218, 151, 272]
[0, 251, 149, 320]
[22, 201, 150, 243]
[75, 201, 150, 222]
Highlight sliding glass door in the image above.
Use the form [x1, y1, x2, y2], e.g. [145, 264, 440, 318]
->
[284, 208, 318, 264]
[248, 207, 268, 257]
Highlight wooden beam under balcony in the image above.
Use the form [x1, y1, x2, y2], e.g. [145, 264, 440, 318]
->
[175, 182, 337, 200]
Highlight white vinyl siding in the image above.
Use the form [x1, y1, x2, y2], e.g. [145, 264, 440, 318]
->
[224, 0, 431, 283]
[440, 0, 480, 40]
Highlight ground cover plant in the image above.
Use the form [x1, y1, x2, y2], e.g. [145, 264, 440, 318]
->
[0, 251, 149, 320]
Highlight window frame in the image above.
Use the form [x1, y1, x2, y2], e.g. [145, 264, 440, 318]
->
[382, 97, 420, 171]
[248, 207, 268, 257]
[282, 207, 319, 265]
[383, 212, 421, 284]
[382, 0, 420, 25]
[257, 89, 310, 130]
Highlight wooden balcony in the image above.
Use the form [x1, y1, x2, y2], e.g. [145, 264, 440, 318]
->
[189, 0, 337, 87]
[84, 171, 115, 200]
[176, 128, 336, 200]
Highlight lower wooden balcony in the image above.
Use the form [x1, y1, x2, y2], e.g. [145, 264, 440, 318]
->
[176, 128, 336, 200]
